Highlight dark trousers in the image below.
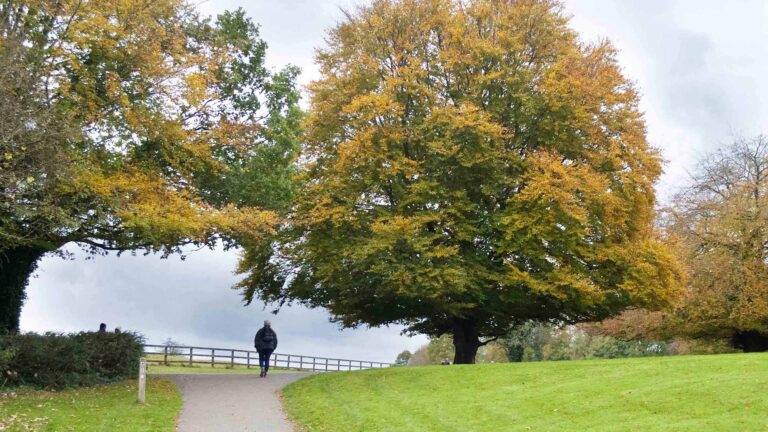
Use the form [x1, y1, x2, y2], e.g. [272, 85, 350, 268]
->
[258, 349, 273, 372]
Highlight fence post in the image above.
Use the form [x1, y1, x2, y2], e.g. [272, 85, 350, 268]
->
[189, 347, 193, 367]
[312, 357, 316, 372]
[300, 356, 304, 371]
[247, 351, 251, 369]
[324, 358, 328, 372]
[231, 350, 235, 368]
[211, 348, 215, 368]
[163, 345, 168, 365]
[287, 354, 291, 369]
[138, 358, 147, 403]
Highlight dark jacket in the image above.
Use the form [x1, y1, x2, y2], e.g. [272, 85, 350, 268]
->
[254, 326, 278, 351]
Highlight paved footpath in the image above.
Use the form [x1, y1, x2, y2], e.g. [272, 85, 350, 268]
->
[163, 373, 308, 432]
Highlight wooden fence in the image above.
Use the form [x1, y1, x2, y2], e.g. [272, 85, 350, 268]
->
[142, 344, 393, 372]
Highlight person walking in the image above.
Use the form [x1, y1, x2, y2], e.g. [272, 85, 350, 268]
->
[254, 320, 278, 378]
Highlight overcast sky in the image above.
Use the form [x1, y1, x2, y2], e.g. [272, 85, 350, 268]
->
[19, 0, 768, 363]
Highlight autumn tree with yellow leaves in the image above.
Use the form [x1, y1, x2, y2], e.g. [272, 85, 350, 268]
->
[667, 136, 768, 351]
[0, 0, 302, 332]
[600, 136, 768, 352]
[238, 0, 683, 363]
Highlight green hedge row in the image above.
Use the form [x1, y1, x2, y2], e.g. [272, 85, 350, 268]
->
[0, 331, 144, 389]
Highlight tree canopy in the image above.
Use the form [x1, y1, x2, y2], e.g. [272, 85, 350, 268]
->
[238, 0, 682, 363]
[0, 0, 302, 332]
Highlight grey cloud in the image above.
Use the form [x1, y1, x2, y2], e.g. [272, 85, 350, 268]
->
[567, 0, 768, 201]
[22, 245, 427, 363]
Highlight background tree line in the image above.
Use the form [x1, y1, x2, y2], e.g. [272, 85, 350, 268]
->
[402, 321, 732, 366]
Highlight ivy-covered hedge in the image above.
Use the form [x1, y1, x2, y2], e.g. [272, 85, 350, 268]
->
[0, 331, 143, 389]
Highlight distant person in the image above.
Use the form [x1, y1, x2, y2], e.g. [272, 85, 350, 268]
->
[254, 320, 278, 378]
[98, 323, 107, 333]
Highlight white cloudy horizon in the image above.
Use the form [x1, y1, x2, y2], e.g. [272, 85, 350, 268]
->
[19, 0, 768, 363]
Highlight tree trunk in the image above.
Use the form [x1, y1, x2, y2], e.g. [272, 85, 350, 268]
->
[732, 330, 768, 352]
[0, 246, 47, 333]
[452, 318, 481, 364]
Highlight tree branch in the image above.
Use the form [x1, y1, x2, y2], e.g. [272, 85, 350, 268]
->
[479, 336, 500, 346]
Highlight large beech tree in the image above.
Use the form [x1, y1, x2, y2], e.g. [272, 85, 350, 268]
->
[238, 0, 682, 363]
[0, 0, 302, 332]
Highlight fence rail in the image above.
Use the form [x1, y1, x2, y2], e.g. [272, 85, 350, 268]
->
[142, 344, 393, 372]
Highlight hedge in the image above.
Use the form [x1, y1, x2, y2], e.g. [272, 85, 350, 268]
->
[0, 331, 144, 389]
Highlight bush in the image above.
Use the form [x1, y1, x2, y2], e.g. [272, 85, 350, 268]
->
[0, 331, 144, 389]
[501, 323, 673, 362]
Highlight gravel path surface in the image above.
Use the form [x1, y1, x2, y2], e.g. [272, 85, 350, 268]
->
[163, 373, 308, 432]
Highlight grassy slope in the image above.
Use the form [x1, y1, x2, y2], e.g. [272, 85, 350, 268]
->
[283, 353, 768, 432]
[0, 377, 181, 431]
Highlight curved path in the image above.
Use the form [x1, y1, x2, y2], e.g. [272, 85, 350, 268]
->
[163, 373, 308, 432]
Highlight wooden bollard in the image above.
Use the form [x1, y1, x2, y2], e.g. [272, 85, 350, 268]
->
[138, 358, 147, 403]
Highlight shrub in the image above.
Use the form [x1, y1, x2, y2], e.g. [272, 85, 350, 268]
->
[501, 323, 673, 362]
[394, 350, 412, 366]
[0, 331, 144, 389]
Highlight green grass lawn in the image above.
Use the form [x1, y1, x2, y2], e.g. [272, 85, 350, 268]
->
[282, 353, 768, 432]
[0, 377, 181, 431]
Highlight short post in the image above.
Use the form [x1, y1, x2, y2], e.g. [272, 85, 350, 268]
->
[312, 357, 317, 372]
[287, 354, 291, 369]
[189, 347, 193, 367]
[138, 358, 147, 404]
[324, 358, 329, 372]
[300, 355, 304, 370]
[231, 350, 235, 368]
[163, 345, 168, 365]
[247, 351, 251, 369]
[211, 348, 215, 368]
